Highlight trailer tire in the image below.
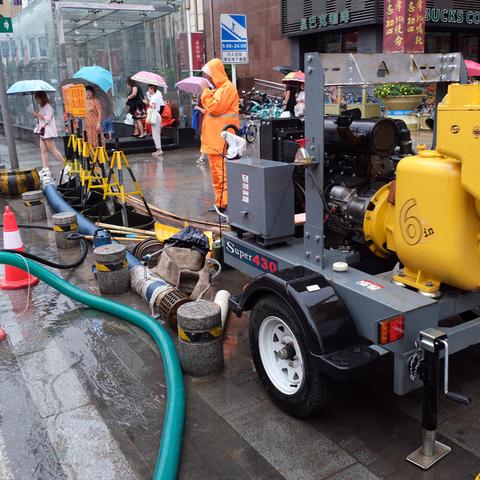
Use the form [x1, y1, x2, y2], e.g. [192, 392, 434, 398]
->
[249, 295, 332, 418]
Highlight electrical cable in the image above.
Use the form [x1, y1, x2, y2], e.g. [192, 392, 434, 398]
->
[0, 236, 89, 269]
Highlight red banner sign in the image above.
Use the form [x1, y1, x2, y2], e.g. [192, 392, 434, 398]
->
[178, 32, 205, 71]
[191, 32, 204, 71]
[384, 0, 425, 53]
[384, 0, 406, 53]
[405, 0, 425, 53]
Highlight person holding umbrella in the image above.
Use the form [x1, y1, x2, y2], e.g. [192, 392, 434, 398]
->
[32, 92, 64, 174]
[200, 58, 239, 213]
[144, 84, 165, 157]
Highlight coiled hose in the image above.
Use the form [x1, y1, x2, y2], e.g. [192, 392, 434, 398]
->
[0, 252, 185, 480]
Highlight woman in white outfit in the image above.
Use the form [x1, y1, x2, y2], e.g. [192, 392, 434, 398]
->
[33, 91, 64, 176]
[145, 84, 164, 157]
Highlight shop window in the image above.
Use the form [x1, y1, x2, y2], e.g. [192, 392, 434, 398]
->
[319, 33, 342, 53]
[343, 32, 358, 53]
[459, 34, 479, 62]
[425, 32, 451, 53]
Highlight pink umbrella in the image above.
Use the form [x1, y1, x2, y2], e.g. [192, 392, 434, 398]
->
[131, 71, 167, 88]
[465, 60, 480, 77]
[175, 76, 212, 96]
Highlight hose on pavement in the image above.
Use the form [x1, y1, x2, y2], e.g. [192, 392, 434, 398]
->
[0, 251, 185, 480]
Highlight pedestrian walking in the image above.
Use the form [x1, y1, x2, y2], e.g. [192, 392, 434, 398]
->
[32, 92, 64, 176]
[85, 86, 104, 148]
[126, 77, 146, 138]
[145, 84, 165, 157]
[201, 58, 239, 212]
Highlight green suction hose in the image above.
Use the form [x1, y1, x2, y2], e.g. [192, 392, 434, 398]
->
[0, 252, 185, 480]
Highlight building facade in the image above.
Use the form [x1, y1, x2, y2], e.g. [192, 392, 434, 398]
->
[204, 0, 480, 86]
[203, 0, 292, 86]
[283, 0, 480, 68]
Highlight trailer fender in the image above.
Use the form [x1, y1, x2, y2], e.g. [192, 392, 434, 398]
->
[235, 268, 361, 356]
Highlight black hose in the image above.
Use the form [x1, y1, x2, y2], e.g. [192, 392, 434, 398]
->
[0, 223, 53, 231]
[0, 236, 89, 269]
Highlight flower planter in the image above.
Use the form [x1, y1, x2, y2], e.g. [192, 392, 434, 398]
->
[381, 95, 424, 112]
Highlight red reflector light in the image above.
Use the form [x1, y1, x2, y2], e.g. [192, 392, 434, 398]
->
[378, 315, 405, 345]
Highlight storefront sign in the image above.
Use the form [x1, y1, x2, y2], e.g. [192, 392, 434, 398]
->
[426, 8, 480, 25]
[383, 0, 406, 53]
[63, 84, 87, 117]
[299, 9, 350, 31]
[405, 0, 425, 53]
[384, 0, 425, 53]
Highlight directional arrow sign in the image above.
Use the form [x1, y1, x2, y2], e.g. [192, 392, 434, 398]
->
[0, 18, 13, 33]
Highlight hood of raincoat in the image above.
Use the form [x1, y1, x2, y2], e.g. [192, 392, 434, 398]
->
[202, 58, 228, 87]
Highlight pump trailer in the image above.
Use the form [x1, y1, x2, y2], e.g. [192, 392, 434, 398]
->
[223, 52, 480, 469]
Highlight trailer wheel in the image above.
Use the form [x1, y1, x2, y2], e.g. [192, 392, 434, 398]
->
[249, 295, 332, 418]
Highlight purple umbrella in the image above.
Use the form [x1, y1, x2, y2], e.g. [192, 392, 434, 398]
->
[175, 76, 212, 96]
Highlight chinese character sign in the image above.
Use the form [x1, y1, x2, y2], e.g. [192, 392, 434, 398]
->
[383, 0, 406, 53]
[191, 32, 204, 71]
[299, 9, 350, 32]
[405, 0, 425, 53]
[63, 84, 87, 117]
[220, 14, 248, 64]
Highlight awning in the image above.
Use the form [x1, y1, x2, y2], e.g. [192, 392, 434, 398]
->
[57, 1, 183, 44]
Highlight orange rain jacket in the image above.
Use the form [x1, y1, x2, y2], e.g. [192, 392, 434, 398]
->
[200, 59, 240, 155]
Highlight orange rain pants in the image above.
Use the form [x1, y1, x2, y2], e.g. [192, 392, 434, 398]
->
[208, 153, 228, 208]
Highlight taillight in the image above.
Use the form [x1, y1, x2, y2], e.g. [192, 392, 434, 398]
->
[378, 315, 404, 345]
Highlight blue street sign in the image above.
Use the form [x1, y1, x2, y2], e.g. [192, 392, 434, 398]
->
[220, 14, 248, 64]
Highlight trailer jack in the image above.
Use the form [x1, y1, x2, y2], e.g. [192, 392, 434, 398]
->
[407, 328, 471, 469]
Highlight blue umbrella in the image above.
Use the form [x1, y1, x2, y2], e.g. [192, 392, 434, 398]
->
[7, 79, 56, 95]
[73, 66, 113, 93]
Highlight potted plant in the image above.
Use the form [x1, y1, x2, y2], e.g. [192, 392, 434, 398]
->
[374, 83, 424, 111]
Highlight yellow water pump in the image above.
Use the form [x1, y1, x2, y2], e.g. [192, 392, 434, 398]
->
[364, 83, 480, 294]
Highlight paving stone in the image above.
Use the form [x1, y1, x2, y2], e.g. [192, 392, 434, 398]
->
[326, 463, 380, 480]
[16, 340, 90, 419]
[44, 403, 139, 480]
[225, 401, 356, 480]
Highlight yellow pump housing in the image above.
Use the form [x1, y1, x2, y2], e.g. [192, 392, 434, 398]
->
[365, 83, 480, 294]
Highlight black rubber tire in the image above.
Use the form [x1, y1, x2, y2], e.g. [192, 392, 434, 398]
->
[249, 295, 333, 418]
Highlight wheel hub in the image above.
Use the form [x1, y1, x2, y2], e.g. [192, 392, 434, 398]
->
[258, 316, 304, 395]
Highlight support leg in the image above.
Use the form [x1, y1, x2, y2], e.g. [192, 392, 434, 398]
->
[407, 334, 451, 469]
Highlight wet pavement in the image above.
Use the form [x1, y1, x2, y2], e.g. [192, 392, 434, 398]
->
[1, 135, 480, 479]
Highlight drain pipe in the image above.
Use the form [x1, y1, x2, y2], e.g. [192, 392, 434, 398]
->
[0, 251, 185, 480]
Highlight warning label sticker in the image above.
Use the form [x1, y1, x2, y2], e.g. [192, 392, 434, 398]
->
[356, 280, 384, 291]
[241, 174, 249, 203]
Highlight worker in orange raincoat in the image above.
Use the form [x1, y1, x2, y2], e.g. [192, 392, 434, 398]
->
[201, 58, 240, 212]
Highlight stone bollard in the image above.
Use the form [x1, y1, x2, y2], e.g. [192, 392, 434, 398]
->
[177, 300, 224, 376]
[52, 212, 79, 249]
[94, 244, 130, 295]
[22, 190, 46, 222]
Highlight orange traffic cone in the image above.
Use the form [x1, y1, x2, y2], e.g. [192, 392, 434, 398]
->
[0, 206, 39, 290]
